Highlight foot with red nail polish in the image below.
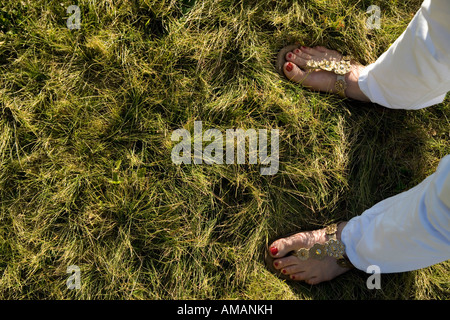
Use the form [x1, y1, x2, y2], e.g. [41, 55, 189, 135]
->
[268, 222, 352, 285]
[281, 45, 370, 102]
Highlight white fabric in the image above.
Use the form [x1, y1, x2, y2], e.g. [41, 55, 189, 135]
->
[342, 0, 450, 273]
[358, 0, 450, 110]
[342, 155, 450, 273]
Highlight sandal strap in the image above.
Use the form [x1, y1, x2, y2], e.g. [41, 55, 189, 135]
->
[306, 56, 352, 75]
[293, 223, 354, 269]
[304, 55, 349, 98]
[335, 74, 347, 98]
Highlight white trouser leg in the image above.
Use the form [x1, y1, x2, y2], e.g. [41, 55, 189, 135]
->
[342, 0, 450, 273]
[358, 0, 450, 110]
[341, 155, 450, 273]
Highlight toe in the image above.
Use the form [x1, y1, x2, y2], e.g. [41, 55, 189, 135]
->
[281, 263, 305, 275]
[269, 237, 292, 258]
[283, 62, 309, 83]
[285, 52, 308, 68]
[285, 52, 296, 63]
[303, 45, 343, 61]
[273, 255, 299, 269]
[269, 231, 312, 258]
[305, 277, 321, 285]
[290, 272, 307, 281]
[296, 50, 312, 61]
[314, 45, 328, 53]
[299, 46, 320, 56]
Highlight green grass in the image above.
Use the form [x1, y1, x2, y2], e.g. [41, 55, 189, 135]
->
[0, 0, 448, 299]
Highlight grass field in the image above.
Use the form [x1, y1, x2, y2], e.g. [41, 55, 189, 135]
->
[0, 0, 448, 299]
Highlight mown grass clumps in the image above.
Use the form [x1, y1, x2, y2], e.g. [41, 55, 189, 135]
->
[0, 0, 448, 299]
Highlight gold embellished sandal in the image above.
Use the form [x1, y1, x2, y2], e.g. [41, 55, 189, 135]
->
[264, 223, 354, 281]
[275, 44, 352, 98]
[305, 56, 352, 75]
[293, 224, 354, 268]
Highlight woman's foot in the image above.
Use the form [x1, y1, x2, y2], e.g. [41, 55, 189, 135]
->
[268, 222, 352, 285]
[282, 45, 370, 102]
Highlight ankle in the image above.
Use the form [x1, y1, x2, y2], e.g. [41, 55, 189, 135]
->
[345, 65, 371, 102]
[336, 221, 348, 258]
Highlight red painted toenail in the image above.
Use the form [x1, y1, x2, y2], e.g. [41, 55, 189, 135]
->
[291, 275, 295, 280]
[294, 49, 300, 54]
[286, 62, 293, 72]
[274, 261, 279, 267]
[270, 247, 278, 255]
[282, 269, 286, 274]
[287, 53, 292, 59]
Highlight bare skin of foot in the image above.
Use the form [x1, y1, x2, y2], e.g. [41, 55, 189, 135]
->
[268, 222, 352, 285]
[283, 45, 371, 102]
